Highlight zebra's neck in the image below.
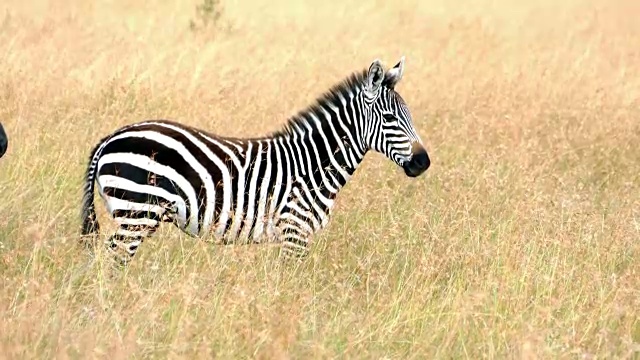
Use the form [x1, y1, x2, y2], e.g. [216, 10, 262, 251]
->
[278, 107, 366, 195]
[267, 74, 370, 199]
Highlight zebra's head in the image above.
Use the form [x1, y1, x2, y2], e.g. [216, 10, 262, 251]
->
[362, 57, 430, 178]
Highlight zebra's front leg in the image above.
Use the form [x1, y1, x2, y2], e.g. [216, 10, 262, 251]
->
[277, 217, 314, 261]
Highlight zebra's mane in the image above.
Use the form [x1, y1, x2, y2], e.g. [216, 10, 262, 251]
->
[269, 68, 370, 138]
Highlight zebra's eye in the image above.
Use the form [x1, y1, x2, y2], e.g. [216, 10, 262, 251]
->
[382, 113, 397, 123]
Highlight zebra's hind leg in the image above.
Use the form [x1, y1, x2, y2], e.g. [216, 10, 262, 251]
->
[105, 209, 163, 266]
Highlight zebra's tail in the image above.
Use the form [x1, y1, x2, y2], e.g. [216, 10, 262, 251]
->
[81, 138, 108, 236]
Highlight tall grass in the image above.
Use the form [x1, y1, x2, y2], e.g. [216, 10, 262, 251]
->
[0, 0, 638, 358]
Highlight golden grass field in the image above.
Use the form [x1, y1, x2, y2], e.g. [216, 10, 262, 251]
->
[0, 0, 639, 358]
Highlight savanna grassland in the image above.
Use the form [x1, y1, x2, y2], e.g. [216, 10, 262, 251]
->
[0, 0, 639, 358]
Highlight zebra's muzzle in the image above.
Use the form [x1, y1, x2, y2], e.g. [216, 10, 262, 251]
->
[403, 143, 430, 177]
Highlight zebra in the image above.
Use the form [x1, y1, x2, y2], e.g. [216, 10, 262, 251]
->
[0, 122, 7, 158]
[80, 56, 431, 264]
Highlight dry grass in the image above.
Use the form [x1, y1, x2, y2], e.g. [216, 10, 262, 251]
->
[0, 0, 639, 358]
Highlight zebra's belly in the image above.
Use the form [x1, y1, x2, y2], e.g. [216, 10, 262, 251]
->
[99, 177, 282, 245]
[97, 170, 300, 246]
[170, 207, 282, 245]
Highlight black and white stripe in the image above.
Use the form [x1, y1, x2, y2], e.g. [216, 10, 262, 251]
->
[80, 57, 431, 264]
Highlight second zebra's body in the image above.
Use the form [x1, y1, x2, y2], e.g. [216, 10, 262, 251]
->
[0, 122, 7, 158]
[81, 57, 431, 263]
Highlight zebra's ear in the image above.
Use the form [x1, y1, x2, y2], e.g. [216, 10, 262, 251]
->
[365, 59, 385, 94]
[383, 56, 405, 90]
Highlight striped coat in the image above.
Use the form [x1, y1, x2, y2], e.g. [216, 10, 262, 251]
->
[81, 57, 430, 264]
